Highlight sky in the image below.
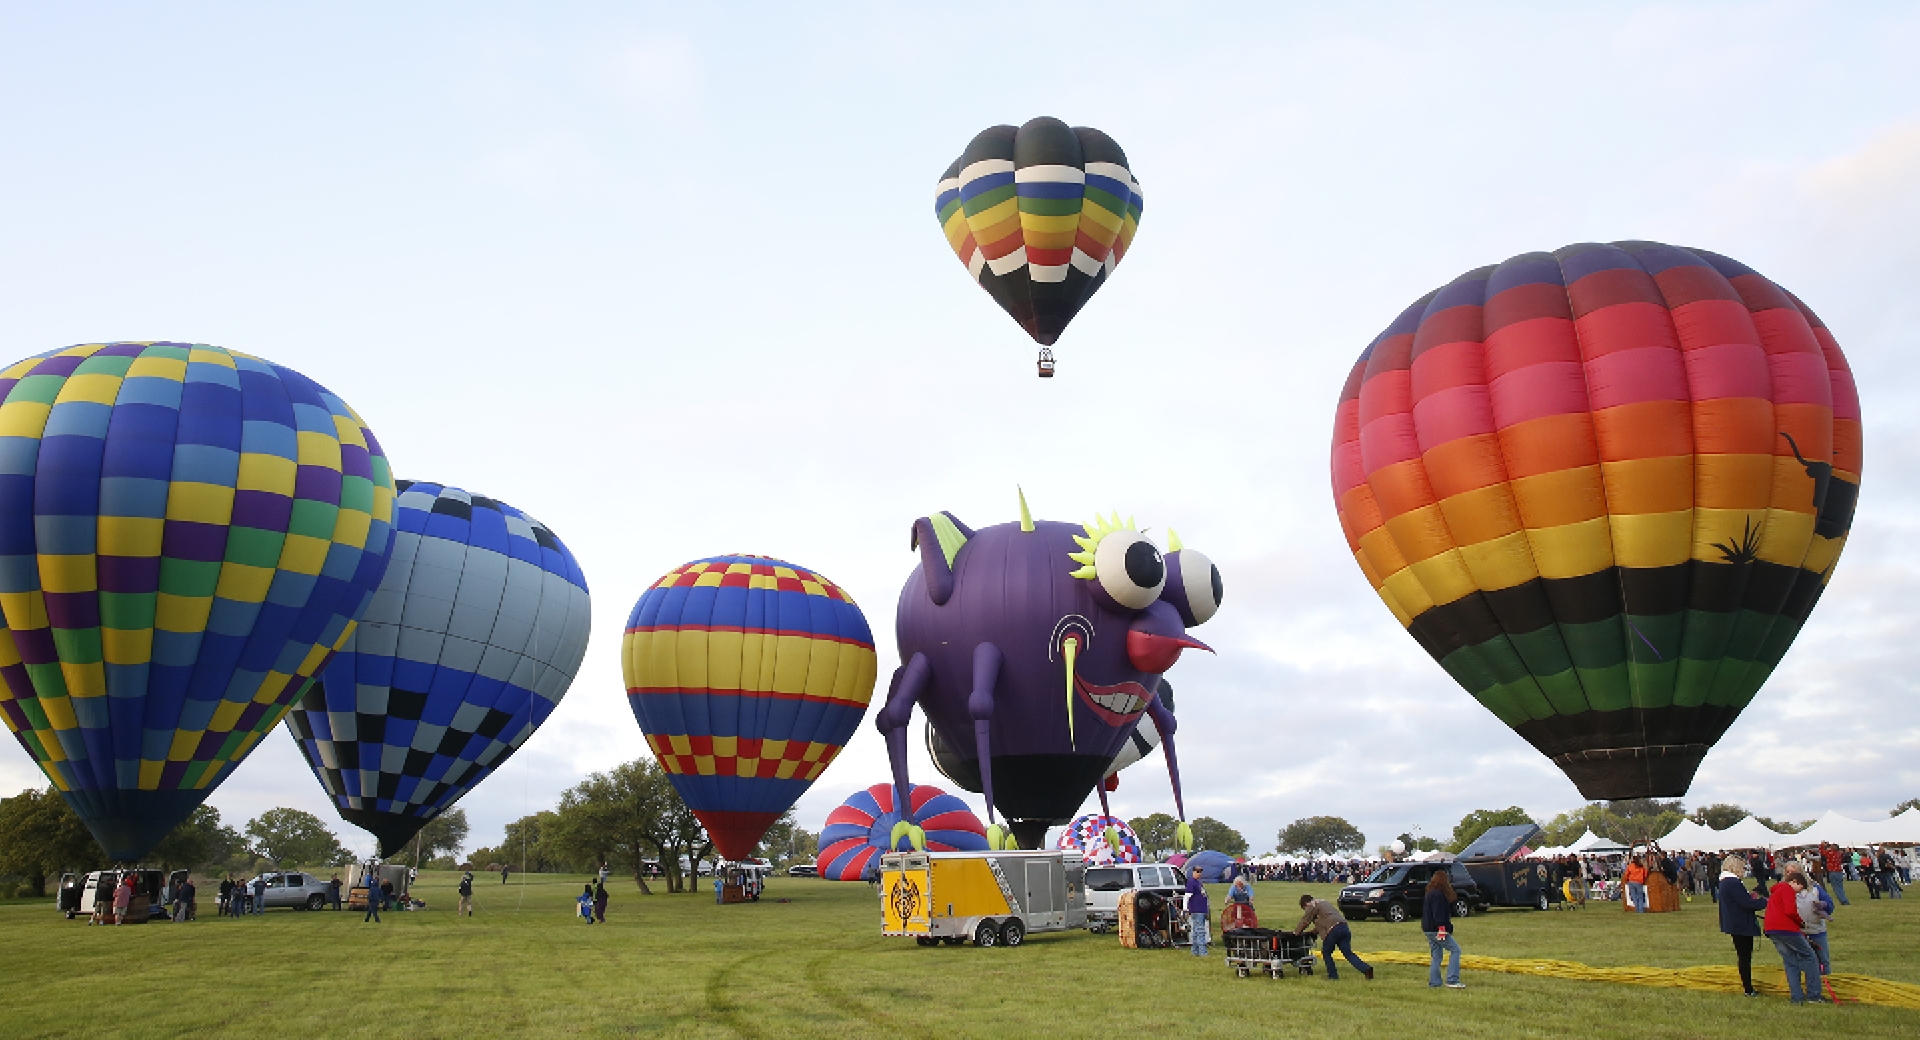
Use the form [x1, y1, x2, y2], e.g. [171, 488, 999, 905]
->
[0, 2, 1916, 860]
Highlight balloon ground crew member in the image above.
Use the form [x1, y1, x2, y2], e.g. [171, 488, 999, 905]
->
[458, 871, 475, 917]
[1295, 893, 1373, 981]
[363, 863, 383, 923]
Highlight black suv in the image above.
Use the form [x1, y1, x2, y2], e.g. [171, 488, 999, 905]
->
[1338, 861, 1488, 923]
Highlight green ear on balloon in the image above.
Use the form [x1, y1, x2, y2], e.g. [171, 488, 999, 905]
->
[1103, 826, 1122, 851]
[891, 820, 927, 852]
[1176, 822, 1194, 851]
[986, 824, 1018, 851]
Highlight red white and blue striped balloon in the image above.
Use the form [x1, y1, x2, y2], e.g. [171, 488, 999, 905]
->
[1058, 813, 1142, 864]
[816, 782, 986, 881]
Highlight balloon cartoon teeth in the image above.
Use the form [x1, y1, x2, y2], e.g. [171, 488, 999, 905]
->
[1074, 676, 1151, 727]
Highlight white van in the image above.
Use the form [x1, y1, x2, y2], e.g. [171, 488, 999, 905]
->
[1083, 862, 1186, 933]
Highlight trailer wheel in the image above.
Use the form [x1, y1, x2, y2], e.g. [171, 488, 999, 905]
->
[1385, 903, 1408, 923]
[1000, 919, 1025, 947]
[1535, 892, 1550, 912]
[974, 920, 999, 947]
[916, 936, 939, 947]
[942, 937, 964, 946]
[1453, 898, 1471, 919]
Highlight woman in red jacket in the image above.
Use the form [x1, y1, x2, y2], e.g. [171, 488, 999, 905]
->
[1763, 874, 1822, 1003]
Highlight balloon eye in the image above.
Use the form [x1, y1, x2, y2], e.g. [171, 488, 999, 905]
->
[1163, 549, 1222, 626]
[1095, 530, 1165, 610]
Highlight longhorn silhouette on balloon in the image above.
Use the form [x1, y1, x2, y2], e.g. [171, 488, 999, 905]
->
[878, 490, 1221, 851]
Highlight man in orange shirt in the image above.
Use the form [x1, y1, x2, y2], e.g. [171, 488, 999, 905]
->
[1821, 843, 1850, 905]
[1623, 855, 1650, 913]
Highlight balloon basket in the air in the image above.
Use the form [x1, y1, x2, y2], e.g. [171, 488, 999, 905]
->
[1036, 348, 1055, 377]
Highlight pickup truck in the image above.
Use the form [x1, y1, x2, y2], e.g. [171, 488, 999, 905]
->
[255, 871, 339, 910]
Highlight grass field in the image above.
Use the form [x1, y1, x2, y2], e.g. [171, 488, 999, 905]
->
[2, 871, 1914, 1038]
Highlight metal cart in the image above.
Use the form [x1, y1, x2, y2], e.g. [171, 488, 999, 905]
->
[1224, 928, 1315, 979]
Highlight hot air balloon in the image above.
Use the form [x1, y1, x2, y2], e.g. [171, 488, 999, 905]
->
[623, 555, 877, 861]
[284, 481, 590, 855]
[1331, 243, 1861, 798]
[935, 117, 1143, 374]
[0, 342, 395, 861]
[816, 781, 987, 881]
[1057, 813, 1142, 864]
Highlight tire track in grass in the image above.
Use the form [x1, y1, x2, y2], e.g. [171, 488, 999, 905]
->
[801, 949, 896, 1030]
[705, 951, 772, 1038]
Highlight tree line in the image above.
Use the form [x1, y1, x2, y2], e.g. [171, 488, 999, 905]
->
[0, 786, 469, 897]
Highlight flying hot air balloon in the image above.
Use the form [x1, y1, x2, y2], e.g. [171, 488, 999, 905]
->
[0, 342, 395, 860]
[623, 555, 877, 861]
[284, 481, 590, 856]
[935, 117, 1143, 376]
[1330, 242, 1861, 798]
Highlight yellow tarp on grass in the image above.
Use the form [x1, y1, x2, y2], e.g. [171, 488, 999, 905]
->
[1367, 950, 1920, 1010]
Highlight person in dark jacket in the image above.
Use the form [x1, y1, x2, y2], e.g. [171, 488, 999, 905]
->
[1422, 871, 1464, 988]
[1717, 855, 1767, 997]
[593, 881, 608, 923]
[363, 864, 383, 923]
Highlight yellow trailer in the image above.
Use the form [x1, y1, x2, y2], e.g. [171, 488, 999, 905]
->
[879, 850, 1086, 947]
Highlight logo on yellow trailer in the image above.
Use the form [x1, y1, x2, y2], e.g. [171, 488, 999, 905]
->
[882, 869, 930, 934]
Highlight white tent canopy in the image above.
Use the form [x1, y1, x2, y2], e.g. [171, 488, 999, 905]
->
[1570, 829, 1628, 854]
[1658, 810, 1920, 851]
[1653, 818, 1719, 852]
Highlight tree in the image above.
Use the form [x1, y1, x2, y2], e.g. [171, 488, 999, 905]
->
[1395, 831, 1441, 853]
[755, 811, 815, 866]
[546, 759, 686, 894]
[0, 787, 104, 895]
[1188, 817, 1247, 856]
[1754, 815, 1811, 835]
[396, 809, 469, 869]
[1691, 803, 1750, 830]
[494, 811, 572, 873]
[1893, 798, 1920, 817]
[245, 808, 349, 867]
[1277, 816, 1365, 856]
[1129, 813, 1180, 860]
[148, 806, 243, 871]
[1448, 807, 1535, 853]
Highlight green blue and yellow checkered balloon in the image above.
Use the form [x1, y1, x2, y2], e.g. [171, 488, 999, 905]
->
[0, 342, 395, 860]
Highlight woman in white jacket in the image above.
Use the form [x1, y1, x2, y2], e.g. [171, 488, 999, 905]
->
[1789, 865, 1833, 977]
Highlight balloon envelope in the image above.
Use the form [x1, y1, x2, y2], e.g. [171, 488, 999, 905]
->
[0, 342, 395, 860]
[816, 781, 987, 881]
[1331, 243, 1861, 798]
[935, 117, 1143, 347]
[1057, 813, 1142, 864]
[624, 555, 877, 860]
[285, 481, 590, 856]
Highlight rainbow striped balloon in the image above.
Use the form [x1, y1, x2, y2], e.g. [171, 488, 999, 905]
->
[623, 555, 876, 860]
[0, 342, 394, 860]
[935, 117, 1142, 347]
[816, 782, 986, 881]
[1331, 243, 1860, 799]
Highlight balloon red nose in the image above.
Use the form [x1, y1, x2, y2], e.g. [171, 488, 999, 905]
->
[1126, 630, 1212, 674]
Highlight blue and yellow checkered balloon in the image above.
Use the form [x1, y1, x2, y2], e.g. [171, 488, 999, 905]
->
[0, 342, 395, 860]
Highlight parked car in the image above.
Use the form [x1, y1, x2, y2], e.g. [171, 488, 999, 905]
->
[1338, 860, 1488, 923]
[786, 863, 818, 878]
[256, 871, 338, 910]
[1082, 862, 1187, 933]
[59, 869, 173, 921]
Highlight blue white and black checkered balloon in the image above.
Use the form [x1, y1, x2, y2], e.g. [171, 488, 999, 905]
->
[284, 481, 590, 854]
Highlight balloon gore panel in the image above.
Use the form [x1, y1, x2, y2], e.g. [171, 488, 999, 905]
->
[816, 781, 987, 881]
[1330, 243, 1860, 798]
[0, 342, 396, 860]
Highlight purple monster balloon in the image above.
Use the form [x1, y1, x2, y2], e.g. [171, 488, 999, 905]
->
[876, 492, 1222, 851]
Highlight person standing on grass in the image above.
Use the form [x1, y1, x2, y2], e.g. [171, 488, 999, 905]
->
[218, 875, 232, 916]
[364, 865, 383, 923]
[1184, 872, 1210, 958]
[1790, 866, 1833, 979]
[173, 877, 195, 922]
[501, 864, 510, 885]
[112, 874, 133, 925]
[1764, 872, 1822, 1004]
[1877, 848, 1903, 899]
[329, 875, 342, 911]
[458, 871, 475, 917]
[1622, 854, 1649, 913]
[579, 884, 596, 923]
[1295, 894, 1373, 981]
[1422, 870, 1464, 989]
[1821, 844, 1850, 906]
[252, 874, 266, 915]
[1718, 855, 1766, 998]
[594, 881, 609, 923]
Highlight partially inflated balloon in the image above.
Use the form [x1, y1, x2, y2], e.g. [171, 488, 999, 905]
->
[623, 556, 876, 860]
[285, 481, 590, 855]
[816, 781, 986, 881]
[935, 117, 1142, 346]
[0, 342, 395, 860]
[1331, 243, 1860, 798]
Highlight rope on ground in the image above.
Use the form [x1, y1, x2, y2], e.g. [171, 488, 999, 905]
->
[1365, 950, 1920, 1010]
